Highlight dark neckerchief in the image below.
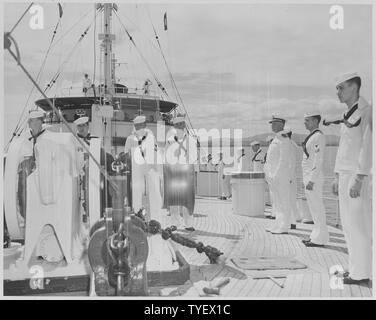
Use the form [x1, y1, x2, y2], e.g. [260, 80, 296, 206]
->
[302, 129, 322, 159]
[174, 134, 187, 156]
[135, 132, 148, 158]
[28, 129, 46, 160]
[77, 133, 92, 145]
[252, 149, 262, 162]
[323, 103, 361, 128]
[237, 153, 245, 162]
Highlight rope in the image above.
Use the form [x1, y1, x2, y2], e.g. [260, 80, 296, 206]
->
[4, 34, 119, 193]
[44, 17, 97, 94]
[146, 9, 196, 139]
[5, 5, 66, 152]
[8, 3, 34, 35]
[114, 11, 169, 100]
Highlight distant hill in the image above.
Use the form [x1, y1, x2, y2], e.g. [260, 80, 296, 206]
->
[248, 133, 340, 146]
[202, 132, 340, 147]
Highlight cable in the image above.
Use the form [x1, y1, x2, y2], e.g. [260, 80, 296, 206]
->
[114, 11, 169, 101]
[4, 33, 118, 193]
[8, 3, 34, 35]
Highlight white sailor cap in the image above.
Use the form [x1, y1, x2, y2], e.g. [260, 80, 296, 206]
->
[172, 115, 186, 125]
[268, 116, 286, 123]
[250, 140, 260, 146]
[304, 111, 321, 118]
[74, 116, 89, 126]
[334, 72, 360, 87]
[133, 115, 146, 125]
[28, 110, 46, 120]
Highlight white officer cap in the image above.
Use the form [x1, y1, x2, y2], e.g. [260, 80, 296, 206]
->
[250, 140, 260, 146]
[304, 111, 321, 118]
[74, 116, 89, 126]
[172, 114, 186, 125]
[268, 115, 286, 123]
[334, 72, 360, 87]
[133, 115, 146, 125]
[28, 110, 46, 120]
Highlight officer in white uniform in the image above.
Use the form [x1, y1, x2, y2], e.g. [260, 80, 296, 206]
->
[250, 141, 265, 172]
[330, 72, 372, 284]
[264, 116, 291, 234]
[264, 135, 276, 219]
[281, 127, 299, 229]
[165, 114, 196, 231]
[301, 113, 329, 247]
[124, 115, 158, 215]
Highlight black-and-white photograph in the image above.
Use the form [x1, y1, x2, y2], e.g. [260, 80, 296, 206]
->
[2, 1, 373, 298]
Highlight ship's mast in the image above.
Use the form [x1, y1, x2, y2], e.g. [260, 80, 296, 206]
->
[98, 3, 116, 100]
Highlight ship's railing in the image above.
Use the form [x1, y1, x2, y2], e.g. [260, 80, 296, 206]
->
[58, 85, 158, 97]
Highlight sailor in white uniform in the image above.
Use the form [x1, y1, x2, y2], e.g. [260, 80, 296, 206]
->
[264, 116, 291, 234]
[82, 74, 92, 96]
[250, 141, 265, 172]
[330, 72, 372, 284]
[235, 148, 251, 172]
[216, 152, 230, 200]
[27, 110, 48, 159]
[301, 113, 329, 247]
[165, 114, 196, 231]
[281, 127, 299, 229]
[124, 115, 158, 215]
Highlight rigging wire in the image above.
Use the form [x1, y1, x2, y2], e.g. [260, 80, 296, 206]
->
[49, 7, 95, 51]
[114, 11, 169, 101]
[8, 2, 34, 35]
[4, 33, 119, 193]
[146, 8, 197, 138]
[93, 3, 97, 84]
[5, 3, 66, 151]
[44, 12, 99, 94]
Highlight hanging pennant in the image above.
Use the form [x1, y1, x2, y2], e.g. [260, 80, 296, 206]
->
[164, 12, 168, 31]
[58, 3, 63, 18]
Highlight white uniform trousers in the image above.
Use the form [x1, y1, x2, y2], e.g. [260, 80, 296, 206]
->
[289, 179, 299, 224]
[304, 177, 329, 245]
[270, 178, 291, 232]
[169, 206, 194, 228]
[132, 163, 148, 214]
[219, 174, 231, 198]
[338, 172, 372, 280]
[266, 179, 276, 218]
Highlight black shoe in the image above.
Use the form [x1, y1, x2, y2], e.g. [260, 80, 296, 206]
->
[343, 276, 370, 285]
[290, 224, 296, 230]
[270, 216, 276, 220]
[303, 240, 324, 247]
[302, 239, 310, 244]
[185, 227, 195, 232]
[303, 220, 314, 224]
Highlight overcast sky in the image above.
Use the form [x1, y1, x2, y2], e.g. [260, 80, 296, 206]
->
[3, 2, 373, 142]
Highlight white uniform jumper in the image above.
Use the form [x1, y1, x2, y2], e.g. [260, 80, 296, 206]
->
[302, 129, 329, 245]
[334, 96, 372, 280]
[124, 128, 157, 216]
[165, 128, 195, 228]
[264, 132, 291, 233]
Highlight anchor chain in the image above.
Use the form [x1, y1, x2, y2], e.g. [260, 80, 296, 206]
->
[133, 210, 223, 264]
